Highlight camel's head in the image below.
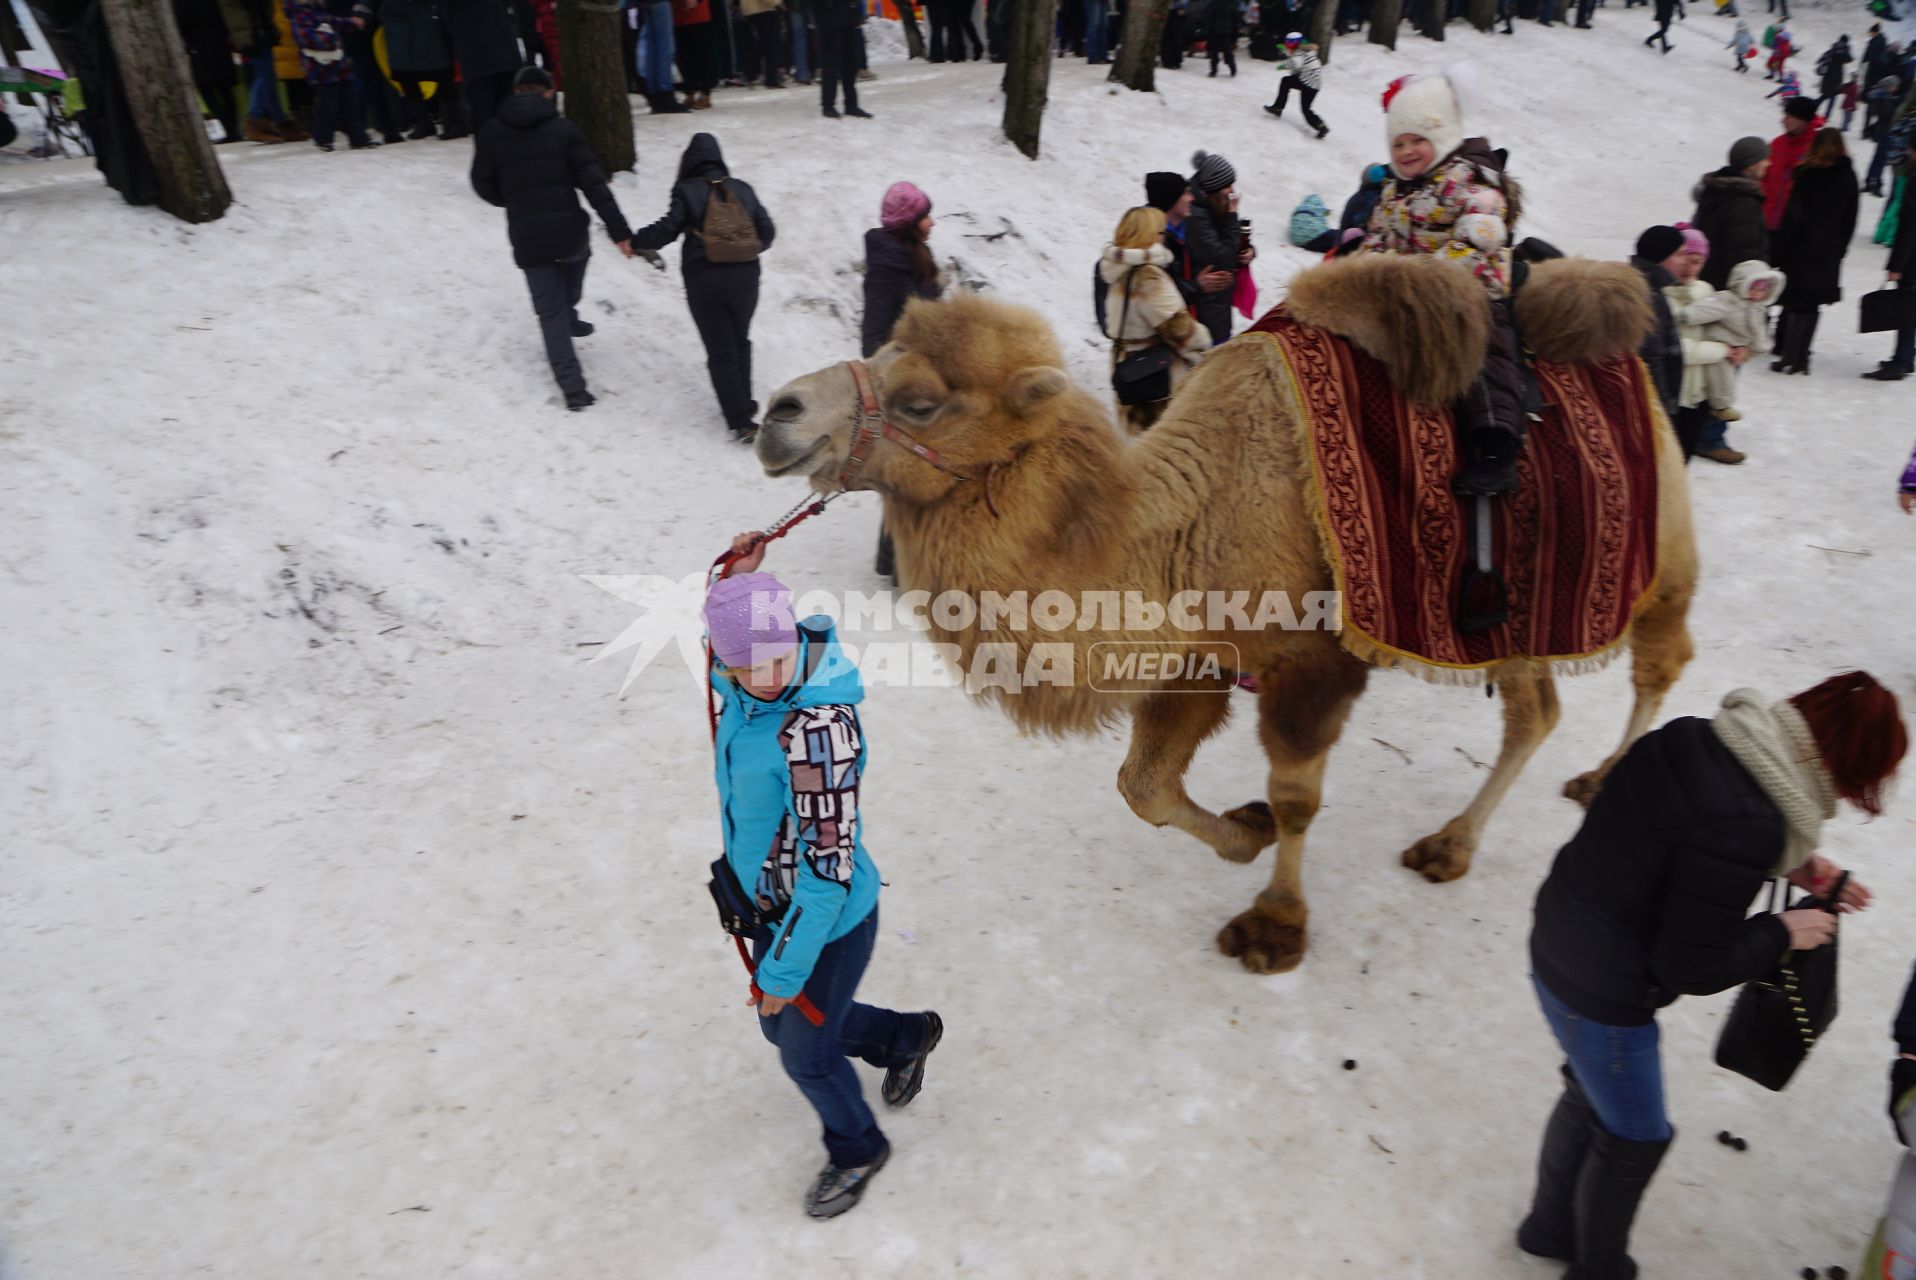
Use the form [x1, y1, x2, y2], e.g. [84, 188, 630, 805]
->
[756, 294, 1078, 504]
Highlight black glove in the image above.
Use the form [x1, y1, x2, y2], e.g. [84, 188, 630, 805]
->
[1891, 1056, 1916, 1145]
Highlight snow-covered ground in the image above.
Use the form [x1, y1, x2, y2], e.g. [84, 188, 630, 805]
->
[6, 5, 1916, 1276]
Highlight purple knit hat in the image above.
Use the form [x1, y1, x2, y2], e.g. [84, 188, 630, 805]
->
[703, 572, 798, 669]
[1674, 221, 1710, 257]
[880, 181, 932, 230]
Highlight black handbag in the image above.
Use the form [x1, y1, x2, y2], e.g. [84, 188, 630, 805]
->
[1714, 875, 1844, 1092]
[707, 855, 784, 938]
[1860, 287, 1916, 334]
[1107, 265, 1178, 407]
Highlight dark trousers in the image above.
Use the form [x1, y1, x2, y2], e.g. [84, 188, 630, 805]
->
[818, 25, 861, 110]
[464, 68, 515, 133]
[395, 71, 467, 133]
[1208, 37, 1235, 73]
[1890, 278, 1916, 372]
[310, 79, 370, 146]
[348, 46, 400, 138]
[677, 20, 719, 92]
[753, 908, 926, 1168]
[1672, 402, 1710, 460]
[1195, 287, 1234, 346]
[748, 9, 784, 83]
[200, 82, 239, 140]
[687, 261, 762, 431]
[524, 245, 590, 395]
[1273, 76, 1323, 128]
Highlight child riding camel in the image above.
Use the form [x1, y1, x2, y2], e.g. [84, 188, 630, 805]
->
[1358, 68, 1529, 496]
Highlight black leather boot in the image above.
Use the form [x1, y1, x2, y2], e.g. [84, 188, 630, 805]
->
[1564, 1127, 1672, 1280]
[1517, 1065, 1595, 1261]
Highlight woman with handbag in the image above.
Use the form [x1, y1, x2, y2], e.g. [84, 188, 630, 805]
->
[1099, 206, 1212, 433]
[1770, 128, 1860, 374]
[704, 538, 943, 1218]
[1520, 672, 1905, 1280]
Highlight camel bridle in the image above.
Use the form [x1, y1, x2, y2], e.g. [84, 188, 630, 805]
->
[836, 360, 1003, 518]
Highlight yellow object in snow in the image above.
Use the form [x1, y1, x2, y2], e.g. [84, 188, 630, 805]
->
[372, 27, 438, 95]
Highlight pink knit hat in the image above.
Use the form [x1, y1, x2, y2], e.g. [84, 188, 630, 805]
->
[1674, 221, 1710, 257]
[703, 572, 799, 669]
[880, 181, 932, 230]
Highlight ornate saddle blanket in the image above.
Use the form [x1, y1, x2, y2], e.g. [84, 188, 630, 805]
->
[1248, 307, 1662, 679]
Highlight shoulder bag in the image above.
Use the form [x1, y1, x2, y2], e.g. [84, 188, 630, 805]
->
[1713, 873, 1844, 1091]
[1107, 265, 1176, 407]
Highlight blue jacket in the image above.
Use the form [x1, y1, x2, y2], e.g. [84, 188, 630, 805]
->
[712, 617, 880, 999]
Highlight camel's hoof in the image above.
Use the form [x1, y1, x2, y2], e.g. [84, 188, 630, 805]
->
[1563, 771, 1603, 808]
[1401, 830, 1475, 883]
[1217, 906, 1308, 974]
[1217, 800, 1277, 862]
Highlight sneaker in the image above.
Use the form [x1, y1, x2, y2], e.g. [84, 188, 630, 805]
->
[882, 1012, 943, 1108]
[1697, 445, 1746, 464]
[571, 319, 595, 337]
[565, 389, 597, 411]
[1710, 405, 1742, 421]
[804, 1141, 891, 1219]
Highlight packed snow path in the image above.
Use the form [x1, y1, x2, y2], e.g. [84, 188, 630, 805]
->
[5, 8, 1916, 1276]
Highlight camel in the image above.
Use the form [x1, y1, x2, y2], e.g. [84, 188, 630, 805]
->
[754, 254, 1699, 974]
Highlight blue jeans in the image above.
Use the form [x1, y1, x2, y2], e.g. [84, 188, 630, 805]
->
[752, 907, 923, 1167]
[1083, 0, 1109, 60]
[789, 0, 811, 78]
[1695, 414, 1728, 451]
[638, 0, 676, 91]
[247, 53, 285, 121]
[1533, 975, 1673, 1142]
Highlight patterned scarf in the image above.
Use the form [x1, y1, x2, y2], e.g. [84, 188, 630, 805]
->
[1711, 688, 1838, 875]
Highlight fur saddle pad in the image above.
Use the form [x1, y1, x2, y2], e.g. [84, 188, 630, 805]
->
[1248, 307, 1661, 679]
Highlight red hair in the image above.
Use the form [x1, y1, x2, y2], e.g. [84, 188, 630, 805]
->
[1789, 671, 1907, 816]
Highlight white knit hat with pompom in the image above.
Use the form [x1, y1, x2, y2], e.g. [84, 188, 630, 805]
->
[1382, 66, 1477, 177]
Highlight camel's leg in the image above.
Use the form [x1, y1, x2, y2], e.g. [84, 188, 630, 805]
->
[1564, 581, 1696, 807]
[1217, 650, 1370, 975]
[1401, 672, 1562, 884]
[1118, 685, 1276, 863]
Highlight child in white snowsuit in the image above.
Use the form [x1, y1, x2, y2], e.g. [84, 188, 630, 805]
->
[1360, 69, 1528, 495]
[1666, 259, 1787, 420]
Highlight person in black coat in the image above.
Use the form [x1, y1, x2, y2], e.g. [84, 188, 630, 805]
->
[1205, 0, 1237, 75]
[1520, 673, 1903, 1280]
[1770, 129, 1859, 373]
[862, 180, 940, 582]
[1629, 226, 1685, 426]
[1815, 34, 1853, 115]
[1865, 130, 1916, 379]
[814, 0, 869, 117]
[634, 132, 777, 441]
[172, 0, 241, 142]
[441, 0, 522, 132]
[470, 67, 634, 410]
[379, 0, 468, 137]
[1690, 137, 1771, 290]
[1185, 150, 1248, 345]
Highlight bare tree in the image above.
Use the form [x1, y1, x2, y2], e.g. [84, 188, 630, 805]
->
[1003, 0, 1058, 158]
[899, 1, 926, 58]
[1368, 0, 1400, 47]
[100, 0, 229, 222]
[556, 0, 635, 173]
[1309, 0, 1335, 61]
[1110, 0, 1170, 90]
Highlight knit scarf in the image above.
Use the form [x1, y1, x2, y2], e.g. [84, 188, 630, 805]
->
[1711, 688, 1838, 875]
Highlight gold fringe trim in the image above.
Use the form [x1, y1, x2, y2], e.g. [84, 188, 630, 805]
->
[1252, 328, 1662, 688]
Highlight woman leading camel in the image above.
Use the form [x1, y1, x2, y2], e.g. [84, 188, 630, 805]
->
[1099, 206, 1213, 433]
[705, 536, 943, 1218]
[1519, 672, 1906, 1279]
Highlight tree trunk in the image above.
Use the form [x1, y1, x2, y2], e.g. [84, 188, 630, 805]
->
[1110, 0, 1168, 89]
[1003, 0, 1057, 158]
[1368, 0, 1399, 47]
[899, 0, 927, 58]
[99, 0, 228, 222]
[1467, 0, 1495, 29]
[556, 0, 635, 173]
[1309, 0, 1335, 62]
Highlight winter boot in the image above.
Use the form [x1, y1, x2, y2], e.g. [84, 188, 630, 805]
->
[571, 319, 595, 337]
[1453, 428, 1522, 497]
[1563, 1128, 1672, 1280]
[881, 1011, 943, 1108]
[407, 117, 438, 139]
[276, 117, 311, 142]
[804, 1140, 891, 1218]
[1786, 310, 1818, 373]
[565, 388, 597, 411]
[244, 115, 285, 143]
[1517, 1066, 1596, 1262]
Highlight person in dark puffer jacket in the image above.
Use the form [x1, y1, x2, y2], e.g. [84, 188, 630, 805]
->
[1184, 150, 1248, 346]
[1520, 672, 1905, 1280]
[1628, 225, 1685, 427]
[1690, 136, 1771, 291]
[862, 181, 941, 583]
[633, 132, 777, 441]
[470, 66, 634, 410]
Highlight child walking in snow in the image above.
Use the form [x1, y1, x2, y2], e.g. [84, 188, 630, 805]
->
[1729, 19, 1754, 72]
[1767, 68, 1804, 99]
[1264, 32, 1329, 138]
[1358, 69, 1528, 495]
[1665, 259, 1786, 421]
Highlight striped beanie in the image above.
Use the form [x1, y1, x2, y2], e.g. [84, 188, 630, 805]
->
[1191, 150, 1237, 195]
